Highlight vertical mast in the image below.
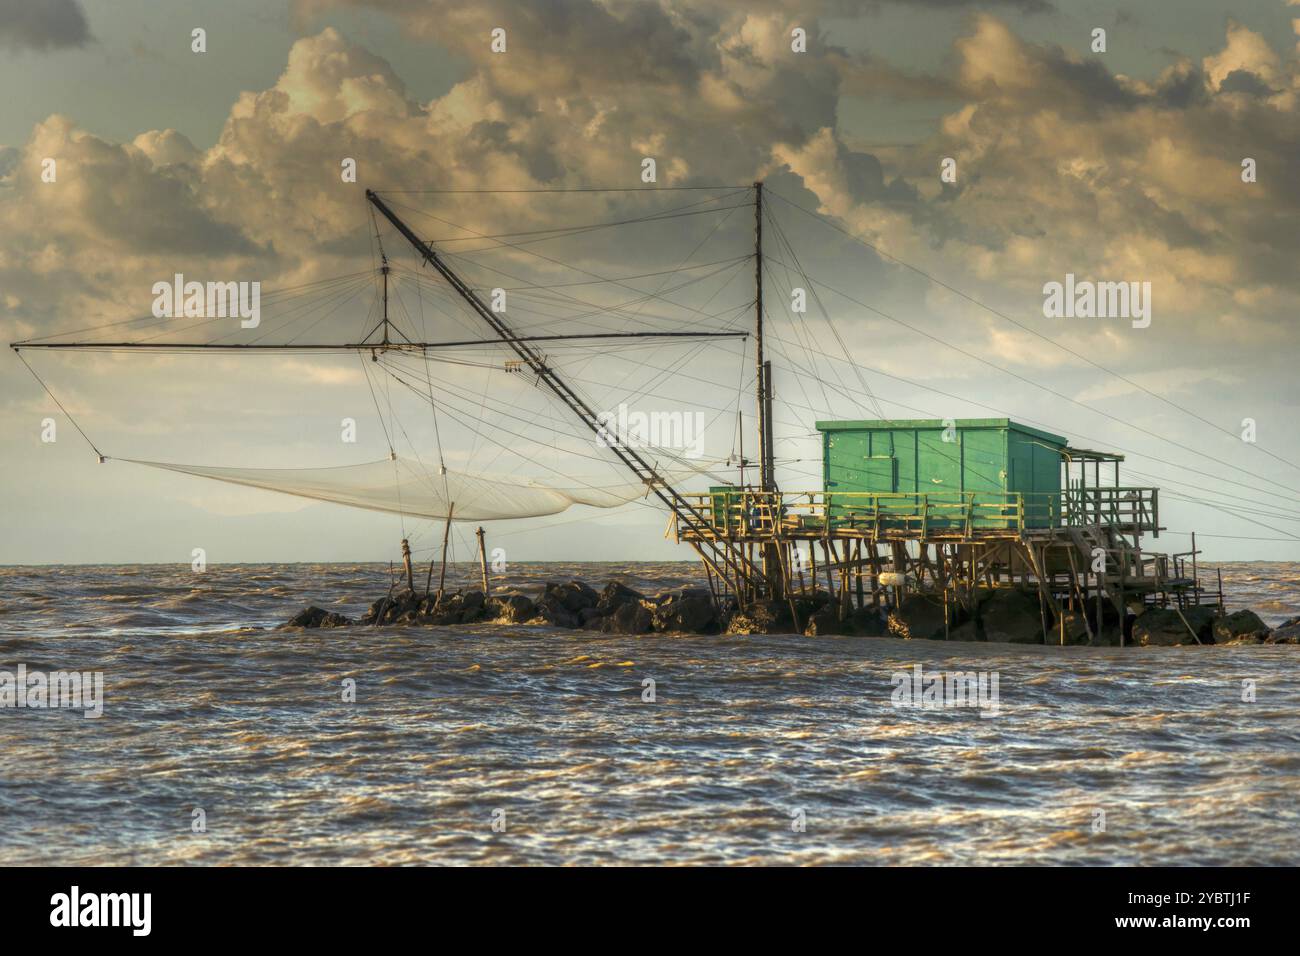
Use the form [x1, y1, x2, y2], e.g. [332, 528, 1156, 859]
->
[754, 181, 781, 598]
[380, 255, 390, 346]
[753, 181, 770, 492]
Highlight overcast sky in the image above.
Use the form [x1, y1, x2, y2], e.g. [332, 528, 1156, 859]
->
[2, 0, 1299, 565]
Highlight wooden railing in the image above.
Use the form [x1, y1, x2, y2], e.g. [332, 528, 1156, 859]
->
[1062, 486, 1158, 533]
[679, 486, 1160, 540]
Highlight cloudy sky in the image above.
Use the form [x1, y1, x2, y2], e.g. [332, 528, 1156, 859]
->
[2, 0, 1299, 565]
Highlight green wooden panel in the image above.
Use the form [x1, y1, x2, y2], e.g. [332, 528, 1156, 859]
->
[825, 431, 888, 491]
[1007, 427, 1062, 527]
[916, 430, 962, 529]
[917, 430, 962, 493]
[863, 456, 896, 490]
[961, 427, 1006, 492]
[818, 419, 1066, 532]
[708, 485, 735, 529]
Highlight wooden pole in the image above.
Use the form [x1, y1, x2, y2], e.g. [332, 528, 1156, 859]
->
[400, 537, 414, 592]
[476, 526, 490, 595]
[434, 502, 455, 607]
[1066, 547, 1094, 643]
[1191, 531, 1199, 606]
[855, 539, 865, 610]
[1096, 567, 1104, 644]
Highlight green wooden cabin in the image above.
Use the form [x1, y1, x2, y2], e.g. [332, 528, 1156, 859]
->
[815, 418, 1066, 530]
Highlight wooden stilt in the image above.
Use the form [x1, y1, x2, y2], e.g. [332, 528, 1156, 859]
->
[1066, 547, 1094, 643]
[854, 539, 864, 610]
[867, 542, 882, 608]
[476, 526, 490, 595]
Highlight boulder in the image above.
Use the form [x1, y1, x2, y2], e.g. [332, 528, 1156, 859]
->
[847, 606, 888, 637]
[361, 588, 423, 625]
[726, 600, 793, 635]
[596, 581, 644, 614]
[534, 597, 580, 628]
[578, 606, 608, 629]
[600, 600, 653, 635]
[1056, 610, 1093, 647]
[456, 590, 487, 624]
[1090, 627, 1124, 647]
[1267, 617, 1300, 644]
[887, 595, 950, 640]
[1132, 606, 1215, 647]
[545, 580, 599, 614]
[1213, 609, 1270, 645]
[803, 604, 848, 636]
[282, 606, 354, 629]
[485, 593, 536, 624]
[286, 608, 325, 632]
[651, 589, 719, 634]
[979, 589, 1048, 644]
[946, 619, 984, 643]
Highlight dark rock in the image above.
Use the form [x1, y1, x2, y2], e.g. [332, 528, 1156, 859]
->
[726, 600, 793, 635]
[980, 589, 1049, 644]
[282, 606, 354, 629]
[946, 619, 984, 643]
[887, 595, 950, 640]
[1090, 627, 1123, 647]
[294, 608, 323, 627]
[543, 580, 599, 614]
[847, 606, 888, 637]
[578, 606, 608, 629]
[652, 590, 719, 634]
[1132, 606, 1215, 647]
[596, 581, 643, 614]
[1266, 618, 1300, 644]
[803, 604, 848, 636]
[486, 594, 536, 624]
[1056, 610, 1093, 646]
[534, 590, 581, 628]
[1214, 609, 1270, 645]
[600, 600, 653, 634]
[443, 590, 486, 623]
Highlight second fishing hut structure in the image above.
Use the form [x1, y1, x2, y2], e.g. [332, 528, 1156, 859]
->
[680, 417, 1207, 643]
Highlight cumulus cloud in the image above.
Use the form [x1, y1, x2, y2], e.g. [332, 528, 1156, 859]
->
[4, 1, 1300, 376]
[0, 0, 91, 52]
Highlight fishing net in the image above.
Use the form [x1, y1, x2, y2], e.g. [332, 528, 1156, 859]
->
[125, 455, 705, 521]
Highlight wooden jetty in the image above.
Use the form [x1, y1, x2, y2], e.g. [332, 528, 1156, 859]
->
[675, 417, 1209, 645]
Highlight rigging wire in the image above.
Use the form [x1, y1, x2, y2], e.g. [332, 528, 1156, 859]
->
[766, 187, 1300, 477]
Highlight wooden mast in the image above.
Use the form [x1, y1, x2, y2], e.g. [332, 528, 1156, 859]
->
[754, 181, 782, 599]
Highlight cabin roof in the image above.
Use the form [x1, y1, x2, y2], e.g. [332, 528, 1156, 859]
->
[1061, 446, 1125, 462]
[814, 417, 1068, 447]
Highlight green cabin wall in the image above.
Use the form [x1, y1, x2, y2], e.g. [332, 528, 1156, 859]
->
[817, 418, 1065, 529]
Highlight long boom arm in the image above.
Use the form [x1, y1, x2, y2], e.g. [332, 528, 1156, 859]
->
[9, 330, 745, 353]
[364, 188, 762, 593]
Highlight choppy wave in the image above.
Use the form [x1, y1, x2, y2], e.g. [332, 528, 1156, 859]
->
[0, 560, 1296, 865]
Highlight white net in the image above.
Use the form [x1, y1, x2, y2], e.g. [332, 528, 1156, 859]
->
[126, 455, 707, 521]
